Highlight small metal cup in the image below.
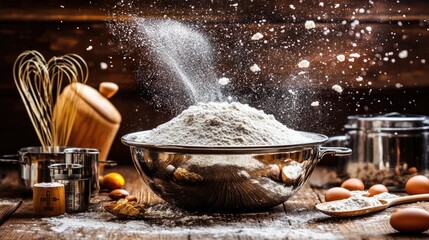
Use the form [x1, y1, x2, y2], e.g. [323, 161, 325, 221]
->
[64, 148, 100, 195]
[49, 163, 83, 180]
[49, 163, 91, 213]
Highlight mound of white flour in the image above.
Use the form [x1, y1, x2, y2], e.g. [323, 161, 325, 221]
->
[135, 102, 315, 146]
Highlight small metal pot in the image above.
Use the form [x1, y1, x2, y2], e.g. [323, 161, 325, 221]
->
[332, 112, 429, 190]
[2, 147, 67, 191]
[0, 146, 116, 192]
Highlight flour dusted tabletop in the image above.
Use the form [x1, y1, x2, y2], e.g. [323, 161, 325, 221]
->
[0, 166, 428, 240]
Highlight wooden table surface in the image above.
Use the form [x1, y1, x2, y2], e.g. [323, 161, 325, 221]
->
[0, 166, 428, 240]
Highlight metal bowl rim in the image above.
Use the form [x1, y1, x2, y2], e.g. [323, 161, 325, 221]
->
[121, 130, 328, 154]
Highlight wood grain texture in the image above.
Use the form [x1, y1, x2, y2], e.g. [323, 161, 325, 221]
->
[0, 200, 22, 226]
[1, 166, 429, 239]
[32, 184, 65, 217]
[0, 0, 428, 22]
[59, 83, 121, 160]
[0, 1, 428, 164]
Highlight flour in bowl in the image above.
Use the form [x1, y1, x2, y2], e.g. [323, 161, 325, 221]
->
[135, 102, 315, 146]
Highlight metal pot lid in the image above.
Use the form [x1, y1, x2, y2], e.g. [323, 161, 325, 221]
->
[345, 112, 429, 130]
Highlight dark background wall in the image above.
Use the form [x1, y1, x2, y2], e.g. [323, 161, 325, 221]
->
[1, 0, 428, 165]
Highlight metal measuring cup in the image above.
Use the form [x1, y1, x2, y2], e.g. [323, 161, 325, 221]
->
[64, 148, 100, 195]
[49, 163, 91, 213]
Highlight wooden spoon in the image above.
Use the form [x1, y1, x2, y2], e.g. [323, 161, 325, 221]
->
[316, 193, 429, 217]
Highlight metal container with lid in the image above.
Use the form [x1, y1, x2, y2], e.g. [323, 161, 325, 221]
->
[334, 112, 429, 190]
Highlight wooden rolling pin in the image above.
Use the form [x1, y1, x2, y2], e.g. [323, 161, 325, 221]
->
[56, 82, 122, 161]
[33, 182, 65, 217]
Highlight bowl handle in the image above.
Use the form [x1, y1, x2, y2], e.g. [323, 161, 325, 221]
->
[318, 146, 352, 159]
[0, 154, 20, 164]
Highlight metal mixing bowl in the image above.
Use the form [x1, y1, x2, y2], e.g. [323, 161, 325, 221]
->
[122, 131, 351, 212]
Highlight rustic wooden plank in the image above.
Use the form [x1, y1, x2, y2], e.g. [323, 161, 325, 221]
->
[2, 20, 428, 93]
[0, 0, 428, 22]
[2, 166, 427, 239]
[0, 200, 22, 226]
[1, 3, 428, 163]
[201, 22, 429, 89]
[311, 179, 429, 239]
[102, 165, 165, 205]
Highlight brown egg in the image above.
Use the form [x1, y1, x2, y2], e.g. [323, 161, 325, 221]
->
[341, 178, 365, 191]
[408, 167, 418, 175]
[390, 208, 429, 233]
[324, 187, 352, 202]
[368, 184, 388, 197]
[108, 189, 130, 200]
[405, 175, 429, 195]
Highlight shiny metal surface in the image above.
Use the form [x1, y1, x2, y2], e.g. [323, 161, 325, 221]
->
[122, 130, 351, 212]
[49, 163, 91, 213]
[64, 148, 100, 195]
[18, 146, 67, 190]
[55, 178, 91, 213]
[49, 163, 83, 180]
[1, 147, 103, 192]
[347, 112, 429, 130]
[123, 131, 330, 153]
[334, 113, 429, 189]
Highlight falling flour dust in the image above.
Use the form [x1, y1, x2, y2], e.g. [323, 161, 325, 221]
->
[112, 17, 222, 110]
[108, 1, 426, 134]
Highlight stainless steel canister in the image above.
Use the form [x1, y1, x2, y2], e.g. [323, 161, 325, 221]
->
[64, 148, 100, 195]
[18, 147, 67, 190]
[334, 112, 429, 190]
[49, 163, 91, 213]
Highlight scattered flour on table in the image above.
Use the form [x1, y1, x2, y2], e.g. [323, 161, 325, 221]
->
[320, 191, 398, 212]
[41, 204, 340, 240]
[0, 199, 20, 205]
[134, 102, 315, 146]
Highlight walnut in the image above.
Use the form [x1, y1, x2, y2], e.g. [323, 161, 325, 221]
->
[104, 198, 145, 219]
[173, 167, 203, 182]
